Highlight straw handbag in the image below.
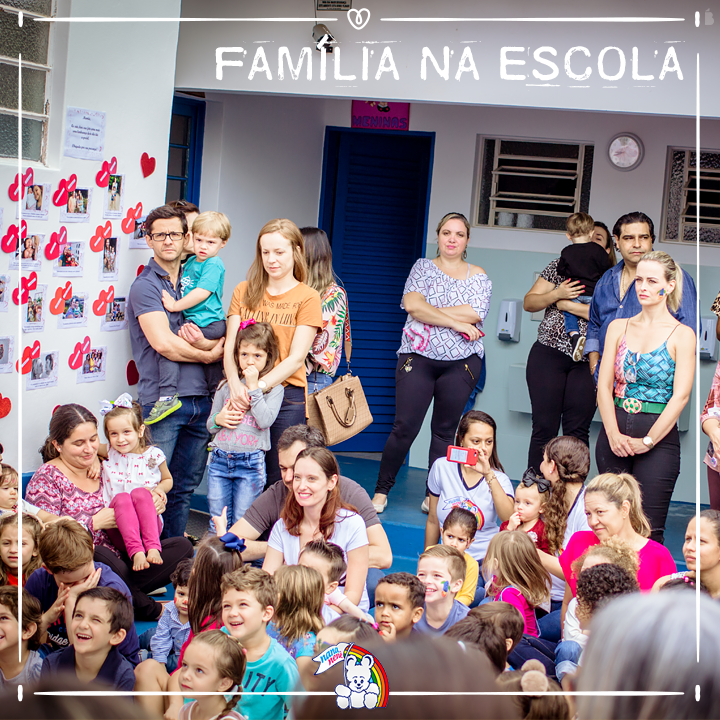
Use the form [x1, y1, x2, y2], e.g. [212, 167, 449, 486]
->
[307, 310, 373, 446]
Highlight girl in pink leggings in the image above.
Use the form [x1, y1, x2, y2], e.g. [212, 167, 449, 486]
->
[100, 393, 173, 571]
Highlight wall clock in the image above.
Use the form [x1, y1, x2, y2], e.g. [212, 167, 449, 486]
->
[608, 133, 644, 171]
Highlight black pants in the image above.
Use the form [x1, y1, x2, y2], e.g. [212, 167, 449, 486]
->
[265, 385, 306, 488]
[596, 406, 680, 544]
[94, 537, 194, 621]
[375, 353, 482, 496]
[526, 341, 596, 473]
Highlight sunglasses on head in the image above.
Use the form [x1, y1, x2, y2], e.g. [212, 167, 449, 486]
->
[441, 212, 468, 223]
[520, 469, 551, 494]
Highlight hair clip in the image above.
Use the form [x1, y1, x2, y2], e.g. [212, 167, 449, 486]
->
[99, 392, 134, 417]
[238, 319, 256, 331]
[219, 532, 246, 553]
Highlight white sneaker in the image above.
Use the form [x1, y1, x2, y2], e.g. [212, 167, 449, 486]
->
[372, 496, 388, 513]
[421, 497, 430, 514]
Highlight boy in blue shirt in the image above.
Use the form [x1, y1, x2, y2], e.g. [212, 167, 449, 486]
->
[41, 587, 136, 690]
[221, 566, 300, 720]
[26, 518, 140, 667]
[147, 211, 230, 424]
[415, 545, 469, 636]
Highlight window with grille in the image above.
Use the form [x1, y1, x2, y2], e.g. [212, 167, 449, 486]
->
[0, 1, 53, 162]
[474, 137, 594, 232]
[661, 148, 720, 246]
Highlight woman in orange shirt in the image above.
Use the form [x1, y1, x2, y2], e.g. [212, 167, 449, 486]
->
[224, 219, 322, 486]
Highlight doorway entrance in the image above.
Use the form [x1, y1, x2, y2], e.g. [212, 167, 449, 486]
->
[319, 127, 435, 451]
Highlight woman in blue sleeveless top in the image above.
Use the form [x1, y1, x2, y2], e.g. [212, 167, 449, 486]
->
[596, 251, 695, 544]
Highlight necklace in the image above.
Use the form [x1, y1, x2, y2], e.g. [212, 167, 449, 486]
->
[619, 266, 634, 299]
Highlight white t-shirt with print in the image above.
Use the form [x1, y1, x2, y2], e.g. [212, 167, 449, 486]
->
[427, 458, 514, 562]
[268, 509, 370, 612]
[550, 487, 591, 601]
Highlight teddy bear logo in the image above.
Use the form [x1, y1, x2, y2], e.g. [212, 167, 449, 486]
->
[335, 653, 380, 710]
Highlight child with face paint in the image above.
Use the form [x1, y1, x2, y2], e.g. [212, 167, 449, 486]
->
[415, 545, 469, 635]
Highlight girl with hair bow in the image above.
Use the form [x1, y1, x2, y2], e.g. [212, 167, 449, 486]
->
[98, 393, 173, 571]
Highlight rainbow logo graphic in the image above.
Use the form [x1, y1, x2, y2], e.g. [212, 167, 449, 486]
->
[444, 496, 485, 531]
[313, 642, 389, 710]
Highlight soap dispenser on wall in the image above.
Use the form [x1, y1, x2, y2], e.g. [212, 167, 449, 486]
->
[700, 317, 718, 361]
[497, 299, 521, 342]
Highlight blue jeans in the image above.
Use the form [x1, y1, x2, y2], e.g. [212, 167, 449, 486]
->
[563, 296, 592, 335]
[537, 601, 563, 642]
[555, 639, 583, 681]
[308, 370, 335, 393]
[143, 395, 212, 539]
[207, 449, 266, 531]
[266, 386, 306, 487]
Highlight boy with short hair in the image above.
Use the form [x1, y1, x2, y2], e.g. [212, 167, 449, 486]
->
[41, 586, 135, 690]
[221, 566, 300, 720]
[470, 602, 527, 669]
[25, 519, 140, 666]
[148, 557, 193, 671]
[374, 572, 425, 641]
[415, 545, 469, 636]
[299, 539, 372, 625]
[149, 210, 231, 423]
[435, 508, 479, 606]
[557, 211, 611, 361]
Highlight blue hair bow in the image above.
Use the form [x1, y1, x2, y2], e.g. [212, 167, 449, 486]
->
[220, 533, 246, 553]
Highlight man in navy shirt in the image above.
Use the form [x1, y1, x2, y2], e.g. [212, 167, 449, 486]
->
[127, 205, 224, 538]
[585, 211, 697, 378]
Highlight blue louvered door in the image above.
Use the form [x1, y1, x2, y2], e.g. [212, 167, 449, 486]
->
[319, 128, 435, 451]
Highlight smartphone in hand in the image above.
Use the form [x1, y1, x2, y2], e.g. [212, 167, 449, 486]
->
[446, 445, 478, 465]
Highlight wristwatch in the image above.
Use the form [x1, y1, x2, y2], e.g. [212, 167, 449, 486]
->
[642, 435, 655, 450]
[258, 380, 267, 390]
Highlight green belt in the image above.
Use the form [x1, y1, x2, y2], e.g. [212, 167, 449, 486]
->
[615, 396, 667, 415]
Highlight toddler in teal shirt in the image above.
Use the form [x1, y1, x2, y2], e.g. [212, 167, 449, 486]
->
[147, 211, 230, 424]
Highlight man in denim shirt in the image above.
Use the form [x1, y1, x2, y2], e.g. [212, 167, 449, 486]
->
[585, 211, 697, 378]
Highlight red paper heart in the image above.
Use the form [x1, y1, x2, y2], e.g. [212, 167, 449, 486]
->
[95, 157, 118, 188]
[44, 225, 67, 261]
[49, 281, 73, 315]
[12, 271, 38, 306]
[52, 179, 67, 207]
[8, 168, 34, 202]
[93, 285, 115, 315]
[0, 395, 11, 419]
[140, 152, 156, 178]
[1, 221, 28, 254]
[17, 340, 41, 375]
[52, 174, 77, 207]
[90, 221, 113, 252]
[121, 202, 143, 234]
[126, 360, 139, 386]
[68, 336, 92, 370]
[136, 264, 145, 276]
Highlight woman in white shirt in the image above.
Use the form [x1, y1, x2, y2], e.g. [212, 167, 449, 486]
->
[424, 411, 514, 565]
[263, 447, 369, 611]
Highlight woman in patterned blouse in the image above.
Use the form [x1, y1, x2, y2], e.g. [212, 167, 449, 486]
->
[25, 404, 193, 620]
[372, 212, 492, 514]
[301, 227, 349, 393]
[702, 291, 720, 510]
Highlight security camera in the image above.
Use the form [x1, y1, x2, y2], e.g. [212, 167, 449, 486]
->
[312, 23, 335, 52]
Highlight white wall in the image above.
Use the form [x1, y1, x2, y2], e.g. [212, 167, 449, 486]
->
[175, 0, 720, 118]
[0, 0, 181, 473]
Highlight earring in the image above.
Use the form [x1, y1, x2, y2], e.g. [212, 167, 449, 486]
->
[462, 249, 468, 261]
